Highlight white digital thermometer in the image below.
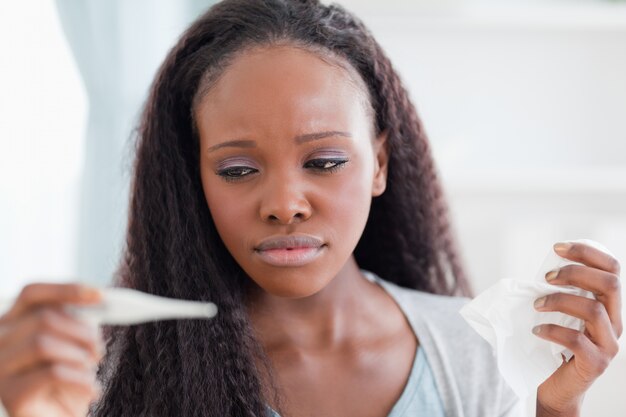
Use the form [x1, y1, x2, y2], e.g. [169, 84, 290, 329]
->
[0, 287, 218, 326]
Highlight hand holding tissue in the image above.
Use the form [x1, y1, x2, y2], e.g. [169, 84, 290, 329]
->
[460, 238, 622, 413]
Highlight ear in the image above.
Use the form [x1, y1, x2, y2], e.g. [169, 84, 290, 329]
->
[372, 130, 389, 197]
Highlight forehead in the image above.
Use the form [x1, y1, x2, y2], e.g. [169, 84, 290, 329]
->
[194, 45, 372, 138]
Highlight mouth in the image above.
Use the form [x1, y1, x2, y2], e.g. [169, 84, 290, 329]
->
[254, 245, 326, 267]
[254, 234, 326, 267]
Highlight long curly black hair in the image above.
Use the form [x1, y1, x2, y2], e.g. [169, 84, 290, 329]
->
[90, 1, 472, 416]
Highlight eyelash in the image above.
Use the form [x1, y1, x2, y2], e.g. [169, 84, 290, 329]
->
[216, 158, 349, 182]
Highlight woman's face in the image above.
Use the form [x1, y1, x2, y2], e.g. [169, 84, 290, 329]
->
[195, 45, 387, 299]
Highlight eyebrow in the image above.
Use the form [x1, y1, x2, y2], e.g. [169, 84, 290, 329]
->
[206, 130, 351, 153]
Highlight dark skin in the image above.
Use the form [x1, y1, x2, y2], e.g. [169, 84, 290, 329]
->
[534, 242, 622, 416]
[0, 46, 620, 417]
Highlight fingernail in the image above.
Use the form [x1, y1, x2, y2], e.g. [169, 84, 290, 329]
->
[534, 296, 547, 309]
[553, 242, 572, 255]
[545, 269, 559, 282]
[532, 325, 542, 335]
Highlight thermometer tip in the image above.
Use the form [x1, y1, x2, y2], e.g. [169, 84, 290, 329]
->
[206, 303, 218, 318]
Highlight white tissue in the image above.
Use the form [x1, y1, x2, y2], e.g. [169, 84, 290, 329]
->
[459, 238, 614, 400]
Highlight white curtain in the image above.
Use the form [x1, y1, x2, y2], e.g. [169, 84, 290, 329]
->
[54, 0, 216, 285]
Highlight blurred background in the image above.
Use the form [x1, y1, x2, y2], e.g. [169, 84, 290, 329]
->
[0, 0, 624, 415]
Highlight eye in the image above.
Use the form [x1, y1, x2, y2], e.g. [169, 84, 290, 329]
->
[215, 158, 349, 183]
[216, 166, 258, 182]
[304, 158, 349, 173]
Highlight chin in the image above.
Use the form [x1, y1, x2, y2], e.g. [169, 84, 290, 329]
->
[249, 267, 333, 299]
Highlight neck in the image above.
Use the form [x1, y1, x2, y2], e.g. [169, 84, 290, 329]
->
[245, 256, 380, 352]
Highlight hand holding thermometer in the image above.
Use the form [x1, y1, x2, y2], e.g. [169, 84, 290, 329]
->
[0, 287, 218, 326]
[0, 284, 217, 417]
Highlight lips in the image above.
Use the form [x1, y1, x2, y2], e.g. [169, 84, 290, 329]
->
[254, 234, 326, 267]
[255, 234, 324, 251]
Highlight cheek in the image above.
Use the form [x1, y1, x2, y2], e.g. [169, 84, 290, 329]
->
[321, 158, 374, 246]
[336, 179, 369, 216]
[201, 175, 252, 253]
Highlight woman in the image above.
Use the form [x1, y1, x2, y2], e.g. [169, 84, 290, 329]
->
[0, 1, 621, 416]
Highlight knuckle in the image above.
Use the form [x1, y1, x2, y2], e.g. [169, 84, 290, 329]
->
[69, 284, 85, 299]
[569, 332, 586, 351]
[570, 243, 587, 258]
[559, 265, 576, 279]
[608, 257, 621, 275]
[19, 284, 38, 301]
[588, 301, 605, 320]
[607, 340, 620, 359]
[546, 292, 572, 311]
[604, 274, 621, 293]
[38, 309, 57, 330]
[32, 334, 52, 357]
[60, 284, 81, 300]
[542, 325, 557, 339]
[547, 292, 563, 307]
[47, 364, 65, 381]
[593, 355, 610, 374]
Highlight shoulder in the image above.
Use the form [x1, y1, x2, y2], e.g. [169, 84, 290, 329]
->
[379, 279, 493, 354]
[371, 275, 471, 334]
[366, 273, 492, 361]
[362, 269, 487, 358]
[364, 271, 522, 417]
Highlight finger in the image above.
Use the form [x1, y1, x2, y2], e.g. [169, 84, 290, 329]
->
[0, 307, 103, 360]
[2, 283, 102, 321]
[533, 324, 614, 380]
[534, 293, 619, 352]
[0, 332, 98, 379]
[554, 241, 621, 275]
[0, 363, 99, 414]
[546, 264, 622, 337]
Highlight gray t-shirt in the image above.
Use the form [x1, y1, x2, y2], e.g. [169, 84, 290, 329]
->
[362, 269, 522, 417]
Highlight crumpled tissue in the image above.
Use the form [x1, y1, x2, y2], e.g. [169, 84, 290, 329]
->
[459, 238, 614, 400]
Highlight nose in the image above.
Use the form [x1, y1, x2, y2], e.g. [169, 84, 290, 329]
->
[259, 177, 312, 225]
